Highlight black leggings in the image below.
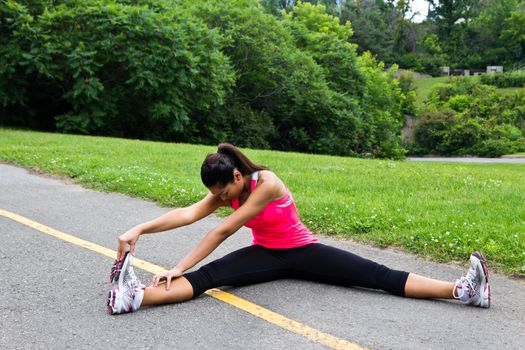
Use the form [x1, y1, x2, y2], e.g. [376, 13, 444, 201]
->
[183, 243, 409, 298]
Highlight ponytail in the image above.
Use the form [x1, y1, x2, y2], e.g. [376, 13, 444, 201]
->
[201, 143, 268, 188]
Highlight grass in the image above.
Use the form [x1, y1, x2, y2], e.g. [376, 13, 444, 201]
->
[497, 87, 525, 97]
[1, 128, 524, 276]
[412, 76, 451, 104]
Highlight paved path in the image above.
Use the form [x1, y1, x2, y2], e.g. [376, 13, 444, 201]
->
[407, 157, 525, 164]
[1, 163, 524, 349]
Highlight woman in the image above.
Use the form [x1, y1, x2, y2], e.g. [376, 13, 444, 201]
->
[106, 143, 490, 314]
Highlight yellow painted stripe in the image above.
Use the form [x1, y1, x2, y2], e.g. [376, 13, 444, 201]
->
[0, 208, 366, 350]
[206, 289, 364, 350]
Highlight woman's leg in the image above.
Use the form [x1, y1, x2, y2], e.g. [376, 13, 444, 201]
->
[286, 243, 409, 296]
[140, 245, 288, 307]
[285, 244, 488, 305]
[141, 276, 194, 306]
[183, 245, 288, 298]
[404, 273, 455, 299]
[139, 250, 455, 304]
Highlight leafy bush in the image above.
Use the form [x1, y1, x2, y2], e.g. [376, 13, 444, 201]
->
[180, 0, 344, 152]
[397, 71, 417, 115]
[183, 0, 406, 158]
[480, 71, 525, 88]
[186, 101, 277, 150]
[427, 77, 483, 104]
[1, 0, 235, 138]
[398, 71, 415, 95]
[1, 0, 409, 158]
[445, 95, 471, 113]
[411, 78, 525, 156]
[474, 139, 515, 157]
[447, 119, 483, 153]
[413, 109, 456, 154]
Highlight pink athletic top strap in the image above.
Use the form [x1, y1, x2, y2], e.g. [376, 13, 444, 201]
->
[231, 171, 318, 249]
[232, 172, 258, 210]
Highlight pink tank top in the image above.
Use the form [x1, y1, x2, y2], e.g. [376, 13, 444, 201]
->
[231, 172, 319, 249]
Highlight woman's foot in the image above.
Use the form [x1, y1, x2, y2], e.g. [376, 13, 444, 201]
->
[109, 251, 133, 286]
[107, 251, 145, 314]
[107, 278, 145, 314]
[453, 252, 490, 308]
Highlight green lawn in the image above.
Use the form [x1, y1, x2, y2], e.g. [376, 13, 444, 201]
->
[497, 87, 525, 97]
[413, 76, 451, 104]
[1, 128, 524, 276]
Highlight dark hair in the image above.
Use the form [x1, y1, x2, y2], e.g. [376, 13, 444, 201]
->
[201, 143, 269, 188]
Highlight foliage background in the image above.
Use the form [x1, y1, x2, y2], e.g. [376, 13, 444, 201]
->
[1, 0, 525, 157]
[0, 0, 410, 158]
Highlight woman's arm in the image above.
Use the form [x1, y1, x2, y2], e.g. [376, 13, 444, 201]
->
[137, 194, 224, 234]
[153, 178, 280, 289]
[117, 193, 223, 259]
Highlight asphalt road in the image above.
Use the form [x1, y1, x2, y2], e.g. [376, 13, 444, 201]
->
[1, 163, 524, 350]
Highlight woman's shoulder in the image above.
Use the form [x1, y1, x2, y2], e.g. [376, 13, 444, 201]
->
[256, 170, 288, 200]
[256, 170, 279, 185]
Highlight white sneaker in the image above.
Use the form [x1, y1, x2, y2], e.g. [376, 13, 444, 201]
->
[107, 279, 145, 315]
[107, 251, 145, 314]
[110, 250, 142, 287]
[109, 251, 132, 287]
[453, 252, 490, 308]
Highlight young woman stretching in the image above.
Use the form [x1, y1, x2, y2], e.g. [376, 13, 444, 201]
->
[107, 143, 490, 314]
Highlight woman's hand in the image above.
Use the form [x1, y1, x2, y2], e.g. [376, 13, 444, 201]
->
[151, 267, 184, 290]
[117, 227, 142, 260]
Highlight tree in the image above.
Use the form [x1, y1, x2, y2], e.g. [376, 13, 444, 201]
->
[500, 5, 525, 64]
[426, 0, 480, 66]
[463, 0, 519, 68]
[340, 1, 394, 64]
[427, 0, 480, 30]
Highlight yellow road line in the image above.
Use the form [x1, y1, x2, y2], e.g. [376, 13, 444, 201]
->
[0, 208, 366, 350]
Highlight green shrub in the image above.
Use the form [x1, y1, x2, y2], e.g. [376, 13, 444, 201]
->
[480, 71, 525, 88]
[428, 77, 481, 104]
[474, 139, 515, 157]
[490, 124, 523, 142]
[447, 119, 483, 153]
[398, 71, 415, 95]
[412, 78, 525, 157]
[2, 0, 408, 159]
[183, 0, 406, 158]
[413, 109, 456, 154]
[1, 0, 235, 138]
[186, 101, 277, 150]
[445, 95, 471, 113]
[505, 92, 525, 132]
[397, 71, 417, 115]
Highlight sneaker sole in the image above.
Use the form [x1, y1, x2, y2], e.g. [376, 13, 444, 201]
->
[107, 288, 133, 315]
[109, 251, 132, 288]
[109, 251, 130, 285]
[107, 289, 117, 315]
[472, 251, 489, 282]
[109, 259, 121, 284]
[471, 252, 490, 308]
[117, 251, 133, 289]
